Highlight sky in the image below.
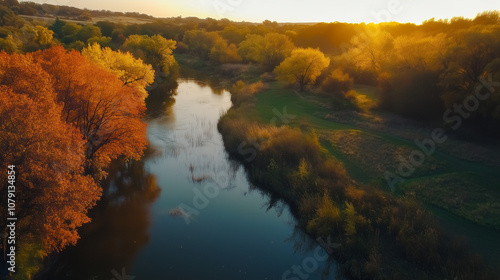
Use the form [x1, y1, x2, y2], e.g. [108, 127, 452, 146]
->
[28, 0, 499, 23]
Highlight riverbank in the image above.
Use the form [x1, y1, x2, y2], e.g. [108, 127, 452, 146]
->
[216, 73, 498, 279]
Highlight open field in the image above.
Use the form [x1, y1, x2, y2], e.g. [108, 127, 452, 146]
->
[19, 14, 154, 25]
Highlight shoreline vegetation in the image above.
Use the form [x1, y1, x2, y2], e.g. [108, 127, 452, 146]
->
[215, 67, 498, 279]
[0, 1, 499, 279]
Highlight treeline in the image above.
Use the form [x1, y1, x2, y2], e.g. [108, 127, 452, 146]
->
[0, 0, 153, 19]
[339, 13, 500, 130]
[0, 3, 180, 87]
[32, 7, 497, 135]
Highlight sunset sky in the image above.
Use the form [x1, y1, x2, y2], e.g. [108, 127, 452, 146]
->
[26, 0, 499, 23]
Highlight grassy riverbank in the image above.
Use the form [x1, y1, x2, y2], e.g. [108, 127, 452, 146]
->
[216, 75, 498, 279]
[253, 81, 500, 230]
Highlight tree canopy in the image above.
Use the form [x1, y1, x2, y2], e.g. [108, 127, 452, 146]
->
[124, 34, 178, 78]
[0, 51, 101, 253]
[238, 32, 294, 71]
[32, 46, 148, 178]
[82, 43, 155, 100]
[274, 47, 330, 91]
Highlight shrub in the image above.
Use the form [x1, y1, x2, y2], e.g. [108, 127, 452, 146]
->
[230, 80, 265, 107]
[321, 69, 354, 96]
[307, 191, 342, 237]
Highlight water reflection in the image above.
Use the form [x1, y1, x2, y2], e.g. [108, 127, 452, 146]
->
[38, 78, 338, 280]
[247, 186, 340, 280]
[179, 65, 227, 95]
[37, 76, 180, 280]
[37, 141, 163, 280]
[285, 226, 339, 280]
[40, 155, 160, 280]
[145, 88, 176, 120]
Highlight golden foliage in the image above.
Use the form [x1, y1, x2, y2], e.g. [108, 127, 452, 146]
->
[238, 33, 294, 71]
[82, 43, 155, 100]
[307, 191, 341, 237]
[274, 47, 330, 91]
[210, 38, 242, 64]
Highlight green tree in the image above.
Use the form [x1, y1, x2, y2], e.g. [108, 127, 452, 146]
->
[20, 24, 54, 51]
[49, 17, 65, 38]
[95, 20, 116, 37]
[182, 29, 221, 58]
[238, 33, 264, 62]
[86, 36, 112, 48]
[238, 32, 294, 71]
[440, 29, 499, 95]
[76, 24, 101, 43]
[123, 34, 178, 76]
[0, 34, 21, 53]
[61, 22, 81, 44]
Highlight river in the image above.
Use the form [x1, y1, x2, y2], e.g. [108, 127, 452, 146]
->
[37, 79, 337, 280]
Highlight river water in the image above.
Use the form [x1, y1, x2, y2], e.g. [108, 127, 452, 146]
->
[38, 79, 337, 280]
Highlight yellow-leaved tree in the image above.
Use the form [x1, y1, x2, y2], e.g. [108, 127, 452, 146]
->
[238, 32, 295, 71]
[82, 43, 155, 101]
[274, 47, 330, 91]
[345, 26, 394, 72]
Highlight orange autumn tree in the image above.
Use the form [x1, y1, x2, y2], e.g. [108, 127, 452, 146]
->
[0, 52, 101, 253]
[32, 46, 148, 179]
[0, 46, 150, 258]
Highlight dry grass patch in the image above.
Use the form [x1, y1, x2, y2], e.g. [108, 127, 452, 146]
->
[328, 129, 445, 178]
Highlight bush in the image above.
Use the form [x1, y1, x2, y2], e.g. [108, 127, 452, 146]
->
[321, 69, 354, 97]
[230, 80, 265, 107]
[260, 72, 275, 82]
[307, 191, 342, 237]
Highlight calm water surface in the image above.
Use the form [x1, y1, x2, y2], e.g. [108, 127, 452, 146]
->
[39, 79, 337, 280]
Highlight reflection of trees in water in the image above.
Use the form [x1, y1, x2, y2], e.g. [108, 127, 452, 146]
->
[245, 176, 341, 280]
[179, 66, 226, 95]
[145, 81, 178, 119]
[37, 148, 161, 280]
[285, 226, 340, 280]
